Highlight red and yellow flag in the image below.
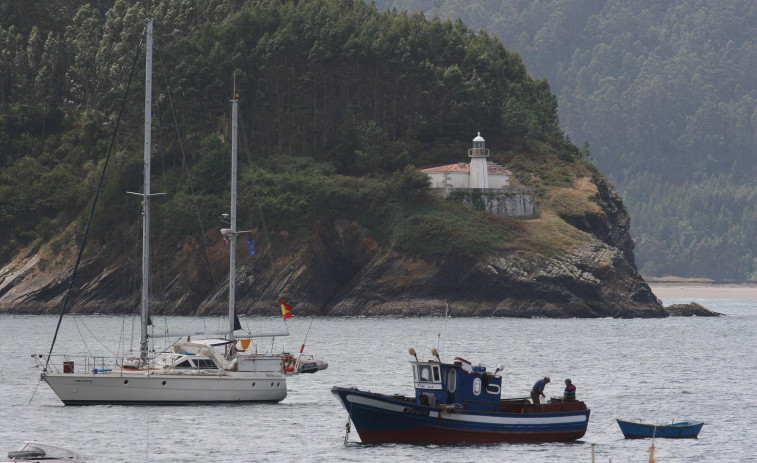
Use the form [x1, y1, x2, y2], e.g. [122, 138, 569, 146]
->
[279, 300, 292, 320]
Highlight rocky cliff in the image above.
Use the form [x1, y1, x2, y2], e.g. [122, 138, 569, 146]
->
[0, 175, 716, 318]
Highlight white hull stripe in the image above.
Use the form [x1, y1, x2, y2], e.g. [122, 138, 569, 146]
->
[345, 394, 586, 425]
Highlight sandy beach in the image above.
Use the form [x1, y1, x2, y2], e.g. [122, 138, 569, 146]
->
[649, 283, 757, 300]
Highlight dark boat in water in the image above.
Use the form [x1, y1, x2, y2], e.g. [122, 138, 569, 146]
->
[331, 348, 590, 443]
[617, 419, 704, 438]
[3, 441, 84, 462]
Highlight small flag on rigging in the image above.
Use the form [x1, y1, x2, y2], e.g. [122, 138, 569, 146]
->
[279, 300, 292, 320]
[247, 236, 255, 257]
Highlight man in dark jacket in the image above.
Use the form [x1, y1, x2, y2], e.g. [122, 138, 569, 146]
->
[530, 376, 550, 405]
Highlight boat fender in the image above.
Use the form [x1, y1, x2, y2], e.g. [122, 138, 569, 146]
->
[284, 354, 296, 373]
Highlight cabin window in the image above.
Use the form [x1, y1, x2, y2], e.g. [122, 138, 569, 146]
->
[447, 369, 457, 393]
[473, 377, 481, 396]
[486, 384, 501, 394]
[419, 365, 432, 382]
[432, 365, 441, 382]
[195, 359, 217, 369]
[174, 359, 193, 369]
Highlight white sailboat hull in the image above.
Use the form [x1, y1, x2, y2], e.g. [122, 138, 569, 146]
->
[42, 370, 286, 405]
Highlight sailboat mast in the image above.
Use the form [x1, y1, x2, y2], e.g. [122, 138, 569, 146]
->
[228, 95, 238, 339]
[140, 19, 153, 361]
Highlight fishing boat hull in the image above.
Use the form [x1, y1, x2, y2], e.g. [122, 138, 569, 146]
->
[42, 371, 286, 405]
[332, 387, 590, 443]
[616, 419, 704, 438]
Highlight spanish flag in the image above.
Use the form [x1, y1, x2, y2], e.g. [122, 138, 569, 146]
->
[279, 300, 292, 320]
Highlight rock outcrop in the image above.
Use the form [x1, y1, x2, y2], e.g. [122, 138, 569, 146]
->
[0, 176, 708, 318]
[663, 302, 721, 316]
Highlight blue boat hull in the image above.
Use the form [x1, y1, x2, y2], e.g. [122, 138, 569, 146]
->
[616, 419, 704, 438]
[333, 387, 591, 443]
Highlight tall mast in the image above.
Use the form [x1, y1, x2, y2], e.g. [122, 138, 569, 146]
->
[228, 94, 238, 340]
[140, 19, 153, 361]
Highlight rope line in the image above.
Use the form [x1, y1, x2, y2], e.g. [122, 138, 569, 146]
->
[583, 419, 618, 440]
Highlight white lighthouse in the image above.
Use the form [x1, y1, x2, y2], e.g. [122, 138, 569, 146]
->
[419, 133, 534, 217]
[468, 132, 489, 188]
[420, 132, 510, 189]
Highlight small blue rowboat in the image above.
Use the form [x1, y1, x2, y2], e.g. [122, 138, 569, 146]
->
[617, 419, 704, 438]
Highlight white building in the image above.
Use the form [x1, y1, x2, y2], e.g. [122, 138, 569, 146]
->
[421, 133, 511, 189]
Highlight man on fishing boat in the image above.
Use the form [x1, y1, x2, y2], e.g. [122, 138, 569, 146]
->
[563, 378, 576, 402]
[530, 376, 550, 405]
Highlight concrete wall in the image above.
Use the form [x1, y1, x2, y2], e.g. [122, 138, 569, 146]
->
[426, 171, 469, 188]
[425, 171, 510, 189]
[433, 188, 536, 217]
[488, 173, 510, 189]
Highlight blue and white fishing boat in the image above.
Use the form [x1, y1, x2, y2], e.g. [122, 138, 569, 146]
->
[617, 419, 704, 438]
[332, 348, 590, 443]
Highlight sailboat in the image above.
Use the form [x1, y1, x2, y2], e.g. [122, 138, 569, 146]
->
[40, 20, 287, 405]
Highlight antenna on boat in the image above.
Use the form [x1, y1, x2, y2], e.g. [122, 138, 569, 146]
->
[436, 301, 449, 361]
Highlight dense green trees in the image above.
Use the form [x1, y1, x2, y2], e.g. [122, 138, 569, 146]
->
[0, 0, 578, 264]
[376, 0, 757, 280]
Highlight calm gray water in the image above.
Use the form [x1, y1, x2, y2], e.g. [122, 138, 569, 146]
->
[1, 297, 755, 462]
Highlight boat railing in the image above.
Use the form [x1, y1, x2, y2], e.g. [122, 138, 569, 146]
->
[33, 353, 136, 374]
[524, 401, 588, 413]
[497, 397, 531, 412]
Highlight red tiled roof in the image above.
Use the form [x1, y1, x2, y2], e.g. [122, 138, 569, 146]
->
[420, 163, 469, 173]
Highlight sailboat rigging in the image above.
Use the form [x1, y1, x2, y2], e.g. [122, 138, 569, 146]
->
[39, 19, 287, 405]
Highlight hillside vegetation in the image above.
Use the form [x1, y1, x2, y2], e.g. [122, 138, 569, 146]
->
[376, 0, 757, 280]
[0, 0, 599, 274]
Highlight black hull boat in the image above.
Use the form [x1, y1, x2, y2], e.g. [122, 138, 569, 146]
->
[332, 349, 590, 444]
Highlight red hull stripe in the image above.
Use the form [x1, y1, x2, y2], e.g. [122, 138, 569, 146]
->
[357, 424, 586, 443]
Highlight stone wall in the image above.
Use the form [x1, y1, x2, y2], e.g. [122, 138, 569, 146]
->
[433, 188, 536, 217]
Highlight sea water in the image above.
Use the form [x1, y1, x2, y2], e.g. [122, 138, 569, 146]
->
[1, 296, 755, 462]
